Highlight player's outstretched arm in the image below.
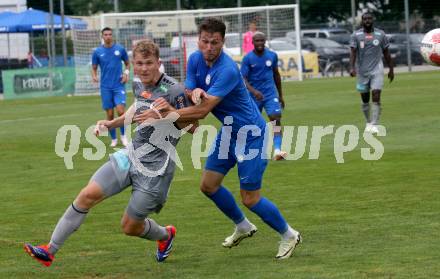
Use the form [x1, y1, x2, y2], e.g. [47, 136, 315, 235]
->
[135, 91, 221, 123]
[95, 104, 135, 135]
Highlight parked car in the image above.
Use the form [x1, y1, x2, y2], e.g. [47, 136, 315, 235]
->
[267, 40, 309, 55]
[327, 34, 351, 46]
[299, 38, 350, 74]
[286, 28, 350, 40]
[386, 33, 425, 65]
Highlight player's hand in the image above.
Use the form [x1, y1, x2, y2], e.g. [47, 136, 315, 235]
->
[121, 73, 129, 84]
[94, 120, 112, 136]
[279, 97, 285, 109]
[191, 88, 208, 105]
[152, 97, 174, 112]
[388, 71, 394, 83]
[253, 90, 264, 101]
[92, 75, 99, 83]
[349, 69, 356, 77]
[133, 109, 161, 124]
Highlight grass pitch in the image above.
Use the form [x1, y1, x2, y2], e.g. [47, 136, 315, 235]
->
[0, 71, 439, 278]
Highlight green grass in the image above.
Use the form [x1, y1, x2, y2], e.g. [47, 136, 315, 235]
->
[1, 71, 439, 278]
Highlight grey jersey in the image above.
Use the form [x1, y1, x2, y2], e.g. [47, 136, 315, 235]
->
[350, 28, 389, 75]
[130, 74, 190, 175]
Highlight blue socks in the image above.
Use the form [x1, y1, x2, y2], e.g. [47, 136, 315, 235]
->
[205, 186, 245, 224]
[274, 133, 282, 152]
[250, 197, 288, 234]
[109, 128, 117, 140]
[120, 125, 125, 136]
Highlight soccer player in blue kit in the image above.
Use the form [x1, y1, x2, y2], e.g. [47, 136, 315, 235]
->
[241, 31, 287, 160]
[92, 27, 130, 147]
[140, 17, 301, 259]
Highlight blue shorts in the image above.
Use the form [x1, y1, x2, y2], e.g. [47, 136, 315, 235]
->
[252, 92, 282, 116]
[100, 87, 126, 110]
[205, 128, 268, 191]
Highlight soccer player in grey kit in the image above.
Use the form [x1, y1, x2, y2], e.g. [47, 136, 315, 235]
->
[350, 12, 394, 134]
[24, 40, 197, 266]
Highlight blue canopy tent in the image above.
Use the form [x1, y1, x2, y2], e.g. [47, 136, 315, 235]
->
[0, 9, 86, 33]
[0, 11, 18, 32]
[0, 9, 87, 67]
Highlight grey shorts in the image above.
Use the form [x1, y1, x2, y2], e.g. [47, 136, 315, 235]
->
[90, 158, 174, 220]
[356, 64, 384, 93]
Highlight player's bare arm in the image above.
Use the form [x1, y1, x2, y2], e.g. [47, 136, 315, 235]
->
[133, 90, 221, 122]
[132, 98, 200, 134]
[121, 60, 130, 84]
[95, 104, 135, 135]
[349, 48, 357, 77]
[243, 77, 263, 101]
[273, 66, 284, 108]
[383, 47, 394, 82]
[91, 64, 99, 83]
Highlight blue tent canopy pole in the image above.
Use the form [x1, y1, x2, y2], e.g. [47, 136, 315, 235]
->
[61, 0, 67, 66]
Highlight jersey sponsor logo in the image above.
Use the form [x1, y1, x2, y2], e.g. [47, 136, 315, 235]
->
[141, 91, 152, 99]
[265, 60, 272, 67]
[205, 74, 211, 85]
[373, 39, 379, 46]
[114, 50, 121, 56]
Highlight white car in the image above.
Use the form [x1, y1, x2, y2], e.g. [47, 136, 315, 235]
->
[267, 40, 310, 55]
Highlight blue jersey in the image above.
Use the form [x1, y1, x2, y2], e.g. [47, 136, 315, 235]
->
[240, 49, 278, 96]
[92, 43, 128, 89]
[185, 51, 265, 133]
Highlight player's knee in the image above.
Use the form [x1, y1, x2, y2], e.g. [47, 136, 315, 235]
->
[200, 181, 217, 195]
[241, 194, 260, 208]
[76, 185, 104, 209]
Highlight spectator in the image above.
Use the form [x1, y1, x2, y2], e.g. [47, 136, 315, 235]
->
[243, 20, 257, 54]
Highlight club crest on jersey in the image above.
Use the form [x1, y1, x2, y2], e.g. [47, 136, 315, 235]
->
[266, 60, 272, 67]
[373, 39, 379, 46]
[175, 93, 186, 109]
[141, 91, 152, 99]
[205, 74, 211, 85]
[114, 50, 120, 56]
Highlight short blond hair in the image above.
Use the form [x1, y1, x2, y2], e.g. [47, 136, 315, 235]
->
[132, 39, 160, 59]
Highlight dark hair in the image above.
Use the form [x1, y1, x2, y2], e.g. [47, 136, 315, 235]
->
[101, 27, 112, 34]
[361, 12, 373, 20]
[133, 39, 160, 59]
[198, 17, 226, 38]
